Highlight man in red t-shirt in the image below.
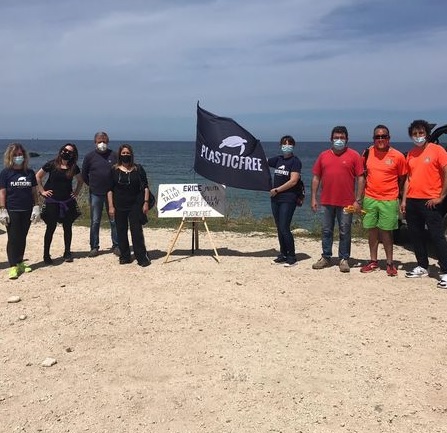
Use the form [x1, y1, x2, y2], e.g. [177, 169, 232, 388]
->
[401, 119, 447, 287]
[311, 126, 365, 272]
[360, 125, 406, 277]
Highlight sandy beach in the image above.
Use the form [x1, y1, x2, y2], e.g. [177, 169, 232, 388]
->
[1, 222, 447, 433]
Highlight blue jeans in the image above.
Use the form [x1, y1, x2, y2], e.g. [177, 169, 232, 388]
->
[89, 193, 118, 250]
[321, 205, 353, 260]
[271, 200, 296, 259]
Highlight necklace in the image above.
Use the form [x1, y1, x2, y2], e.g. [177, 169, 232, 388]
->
[120, 165, 133, 173]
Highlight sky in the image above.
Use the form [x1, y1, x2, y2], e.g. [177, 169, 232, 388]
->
[0, 0, 446, 142]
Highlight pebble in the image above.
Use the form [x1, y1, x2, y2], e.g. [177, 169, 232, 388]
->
[41, 358, 57, 367]
[19, 315, 27, 320]
[7, 296, 21, 303]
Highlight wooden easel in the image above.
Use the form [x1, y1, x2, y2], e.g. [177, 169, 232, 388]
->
[164, 217, 220, 263]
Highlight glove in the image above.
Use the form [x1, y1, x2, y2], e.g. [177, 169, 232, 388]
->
[0, 208, 9, 226]
[30, 205, 41, 223]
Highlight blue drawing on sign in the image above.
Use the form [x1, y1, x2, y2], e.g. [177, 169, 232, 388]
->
[160, 197, 187, 212]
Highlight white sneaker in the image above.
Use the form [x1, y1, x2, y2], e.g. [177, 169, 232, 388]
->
[437, 274, 447, 289]
[405, 266, 429, 278]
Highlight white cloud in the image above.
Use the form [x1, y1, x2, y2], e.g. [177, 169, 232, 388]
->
[0, 0, 446, 140]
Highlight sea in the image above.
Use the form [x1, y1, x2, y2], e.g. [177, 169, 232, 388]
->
[0, 139, 413, 230]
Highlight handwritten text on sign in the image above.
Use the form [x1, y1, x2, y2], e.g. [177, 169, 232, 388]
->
[157, 183, 225, 218]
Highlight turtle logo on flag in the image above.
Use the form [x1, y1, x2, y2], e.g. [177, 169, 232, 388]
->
[219, 136, 247, 156]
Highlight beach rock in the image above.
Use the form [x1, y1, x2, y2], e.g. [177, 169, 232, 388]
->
[18, 314, 27, 320]
[41, 358, 57, 367]
[7, 296, 21, 303]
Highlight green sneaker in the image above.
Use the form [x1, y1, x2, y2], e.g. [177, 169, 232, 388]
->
[18, 261, 32, 273]
[8, 266, 19, 279]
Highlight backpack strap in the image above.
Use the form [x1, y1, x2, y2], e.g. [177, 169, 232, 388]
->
[362, 146, 372, 177]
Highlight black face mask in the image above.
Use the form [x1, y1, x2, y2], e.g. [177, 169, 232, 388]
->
[61, 151, 74, 162]
[121, 155, 132, 164]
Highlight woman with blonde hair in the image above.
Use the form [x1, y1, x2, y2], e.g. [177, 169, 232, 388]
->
[0, 143, 40, 279]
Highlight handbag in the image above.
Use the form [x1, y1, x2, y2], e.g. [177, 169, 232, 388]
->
[148, 190, 156, 210]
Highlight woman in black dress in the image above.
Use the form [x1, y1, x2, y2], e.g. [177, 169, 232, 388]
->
[36, 143, 84, 264]
[107, 144, 151, 267]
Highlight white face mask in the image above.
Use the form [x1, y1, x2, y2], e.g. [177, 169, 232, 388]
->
[332, 139, 346, 151]
[412, 136, 426, 146]
[96, 142, 108, 152]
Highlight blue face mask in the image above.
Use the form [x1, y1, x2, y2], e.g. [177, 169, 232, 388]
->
[281, 144, 294, 154]
[412, 136, 426, 146]
[13, 156, 24, 165]
[332, 139, 346, 151]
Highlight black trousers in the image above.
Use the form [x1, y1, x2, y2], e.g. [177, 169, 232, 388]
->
[406, 198, 447, 272]
[115, 203, 148, 264]
[6, 210, 32, 266]
[42, 202, 76, 257]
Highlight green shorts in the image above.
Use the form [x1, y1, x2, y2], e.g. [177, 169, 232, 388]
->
[362, 197, 399, 231]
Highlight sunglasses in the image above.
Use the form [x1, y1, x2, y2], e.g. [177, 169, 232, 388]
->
[374, 134, 389, 140]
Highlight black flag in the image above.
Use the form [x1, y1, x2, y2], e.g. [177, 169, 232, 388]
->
[195, 104, 272, 191]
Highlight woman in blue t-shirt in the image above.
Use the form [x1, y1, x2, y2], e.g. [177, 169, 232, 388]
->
[268, 135, 302, 267]
[36, 143, 84, 264]
[0, 143, 40, 279]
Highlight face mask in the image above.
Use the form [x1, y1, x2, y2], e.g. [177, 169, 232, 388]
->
[97, 142, 108, 152]
[332, 139, 346, 151]
[412, 136, 426, 146]
[61, 151, 74, 161]
[121, 155, 132, 164]
[13, 156, 24, 165]
[281, 144, 294, 154]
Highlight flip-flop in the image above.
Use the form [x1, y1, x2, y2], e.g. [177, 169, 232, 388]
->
[437, 279, 447, 289]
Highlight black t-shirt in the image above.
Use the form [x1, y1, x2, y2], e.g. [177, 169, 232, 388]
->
[110, 165, 148, 211]
[0, 168, 37, 211]
[268, 155, 302, 203]
[42, 160, 80, 201]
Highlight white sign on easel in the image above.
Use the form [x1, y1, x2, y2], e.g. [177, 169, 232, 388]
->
[157, 183, 225, 262]
[157, 183, 225, 218]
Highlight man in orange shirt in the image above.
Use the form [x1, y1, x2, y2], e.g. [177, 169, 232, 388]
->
[401, 119, 447, 287]
[360, 125, 406, 276]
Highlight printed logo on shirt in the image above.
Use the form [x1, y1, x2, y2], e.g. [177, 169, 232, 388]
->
[385, 158, 394, 165]
[11, 176, 32, 187]
[424, 157, 431, 164]
[275, 165, 290, 176]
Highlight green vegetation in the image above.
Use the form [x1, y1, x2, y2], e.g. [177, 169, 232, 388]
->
[73, 188, 368, 238]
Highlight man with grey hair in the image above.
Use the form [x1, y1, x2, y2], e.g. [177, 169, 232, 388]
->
[81, 131, 119, 257]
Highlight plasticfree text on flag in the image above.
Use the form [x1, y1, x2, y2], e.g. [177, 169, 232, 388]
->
[200, 144, 264, 171]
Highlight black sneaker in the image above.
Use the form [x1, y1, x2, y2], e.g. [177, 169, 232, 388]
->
[43, 256, 53, 265]
[63, 252, 73, 262]
[88, 248, 99, 258]
[284, 258, 297, 268]
[138, 260, 151, 267]
[272, 255, 287, 264]
[119, 257, 132, 264]
[112, 246, 121, 256]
